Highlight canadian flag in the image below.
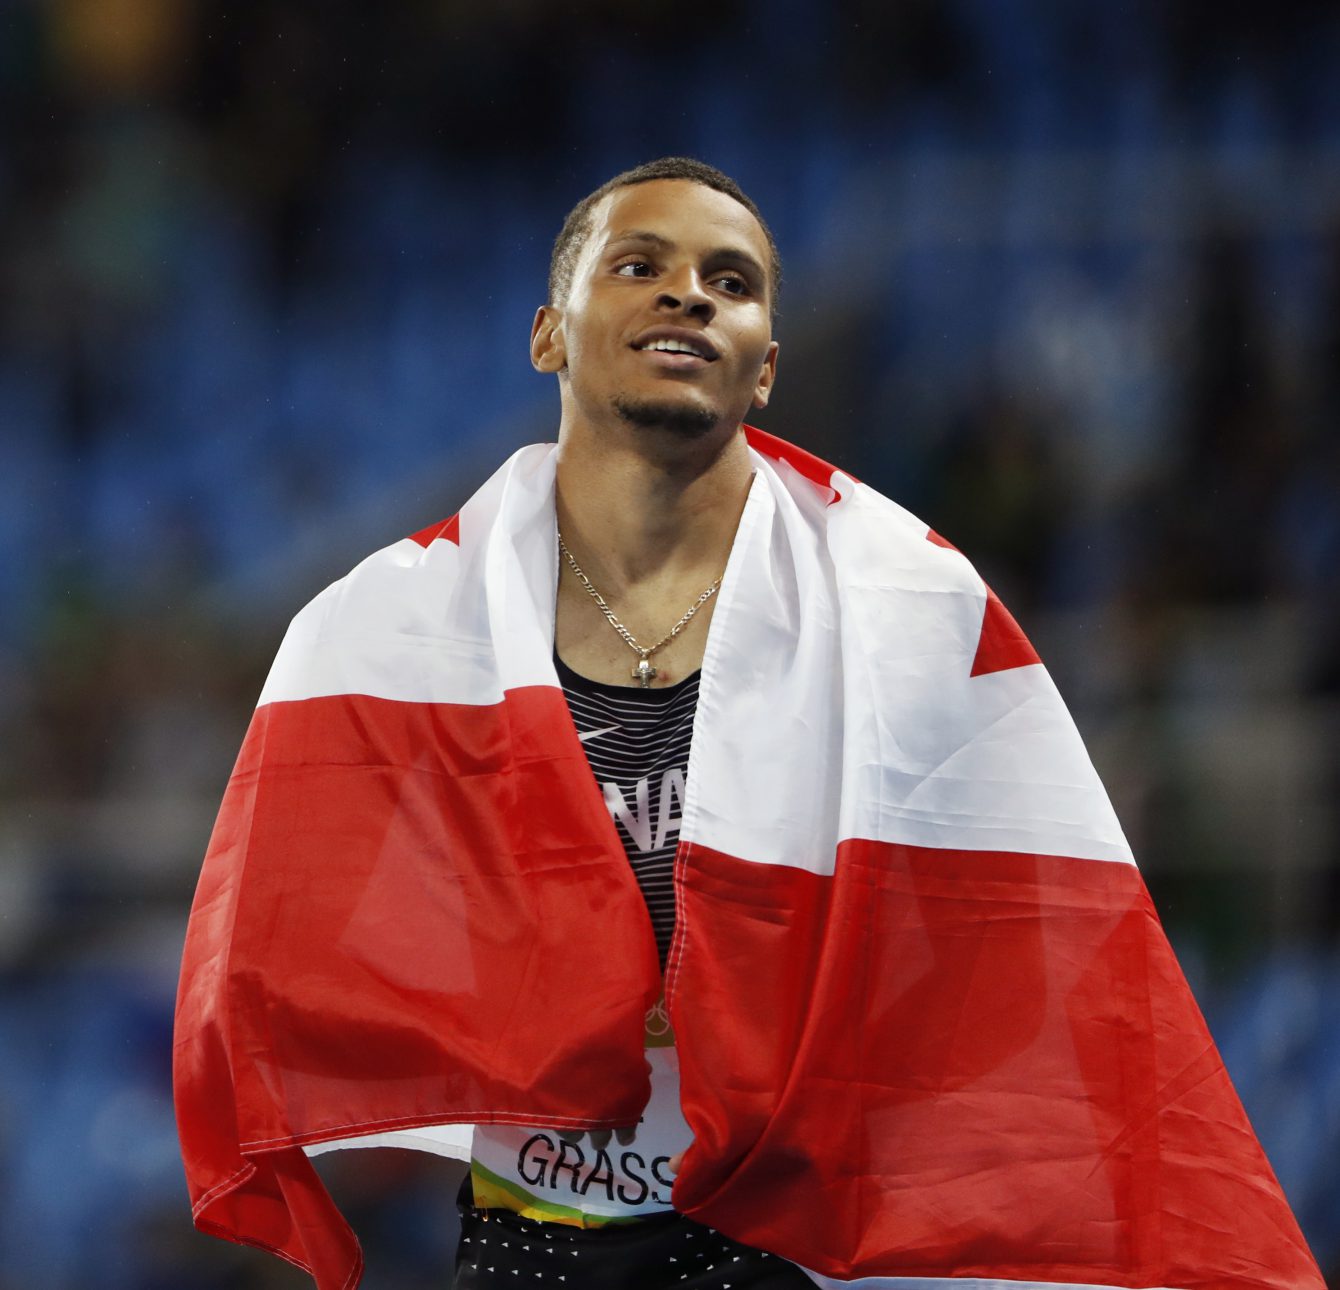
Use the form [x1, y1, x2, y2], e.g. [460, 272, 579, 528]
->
[174, 428, 1322, 1289]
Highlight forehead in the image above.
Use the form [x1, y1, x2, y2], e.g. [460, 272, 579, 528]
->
[584, 179, 770, 270]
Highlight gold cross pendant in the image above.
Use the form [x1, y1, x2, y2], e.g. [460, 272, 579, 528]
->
[632, 657, 658, 688]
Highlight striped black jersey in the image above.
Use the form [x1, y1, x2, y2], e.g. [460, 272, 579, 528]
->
[555, 653, 700, 968]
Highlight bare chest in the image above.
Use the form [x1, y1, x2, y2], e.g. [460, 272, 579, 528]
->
[554, 576, 717, 689]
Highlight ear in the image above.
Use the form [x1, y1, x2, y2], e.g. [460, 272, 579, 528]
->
[751, 340, 779, 410]
[531, 305, 567, 374]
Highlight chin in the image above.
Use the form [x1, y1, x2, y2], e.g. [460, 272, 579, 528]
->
[612, 394, 721, 439]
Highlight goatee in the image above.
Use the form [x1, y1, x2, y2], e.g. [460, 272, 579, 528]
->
[612, 395, 718, 438]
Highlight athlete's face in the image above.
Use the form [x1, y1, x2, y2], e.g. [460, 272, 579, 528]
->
[532, 179, 778, 438]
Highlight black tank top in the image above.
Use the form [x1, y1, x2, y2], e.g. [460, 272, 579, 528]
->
[555, 654, 700, 968]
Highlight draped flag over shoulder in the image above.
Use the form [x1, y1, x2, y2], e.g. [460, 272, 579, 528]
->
[173, 428, 1323, 1290]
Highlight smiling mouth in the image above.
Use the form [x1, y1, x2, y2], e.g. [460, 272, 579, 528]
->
[632, 337, 718, 361]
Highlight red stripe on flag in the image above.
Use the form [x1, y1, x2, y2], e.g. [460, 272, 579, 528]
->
[406, 512, 460, 547]
[175, 687, 660, 1282]
[670, 840, 1320, 1288]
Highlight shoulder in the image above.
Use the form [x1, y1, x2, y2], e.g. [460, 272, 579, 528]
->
[280, 440, 559, 644]
[744, 426, 985, 596]
[746, 427, 1025, 671]
[258, 442, 560, 707]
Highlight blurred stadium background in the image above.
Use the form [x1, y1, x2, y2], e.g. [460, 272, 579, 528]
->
[1, 1, 1338, 1285]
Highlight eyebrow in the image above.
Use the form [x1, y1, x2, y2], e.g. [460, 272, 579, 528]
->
[606, 229, 767, 286]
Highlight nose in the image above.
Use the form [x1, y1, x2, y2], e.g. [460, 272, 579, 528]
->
[656, 266, 715, 320]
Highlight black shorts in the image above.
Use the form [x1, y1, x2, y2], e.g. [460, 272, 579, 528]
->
[451, 1205, 814, 1289]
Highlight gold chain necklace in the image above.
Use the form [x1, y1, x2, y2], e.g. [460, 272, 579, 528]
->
[558, 533, 721, 688]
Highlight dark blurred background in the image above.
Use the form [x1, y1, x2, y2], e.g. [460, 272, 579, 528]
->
[2, 0, 1338, 1285]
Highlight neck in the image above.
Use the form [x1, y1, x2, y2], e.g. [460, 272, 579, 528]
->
[554, 420, 754, 593]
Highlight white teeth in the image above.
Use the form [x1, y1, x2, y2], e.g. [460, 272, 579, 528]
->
[641, 338, 706, 357]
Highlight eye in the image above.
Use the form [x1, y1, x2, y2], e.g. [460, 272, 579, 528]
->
[614, 260, 654, 278]
[712, 273, 750, 296]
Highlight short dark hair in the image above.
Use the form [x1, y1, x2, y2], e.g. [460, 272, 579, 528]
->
[548, 157, 782, 318]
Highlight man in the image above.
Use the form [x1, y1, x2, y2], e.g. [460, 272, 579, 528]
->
[175, 160, 1323, 1290]
[541, 158, 776, 695]
[449, 159, 808, 1284]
